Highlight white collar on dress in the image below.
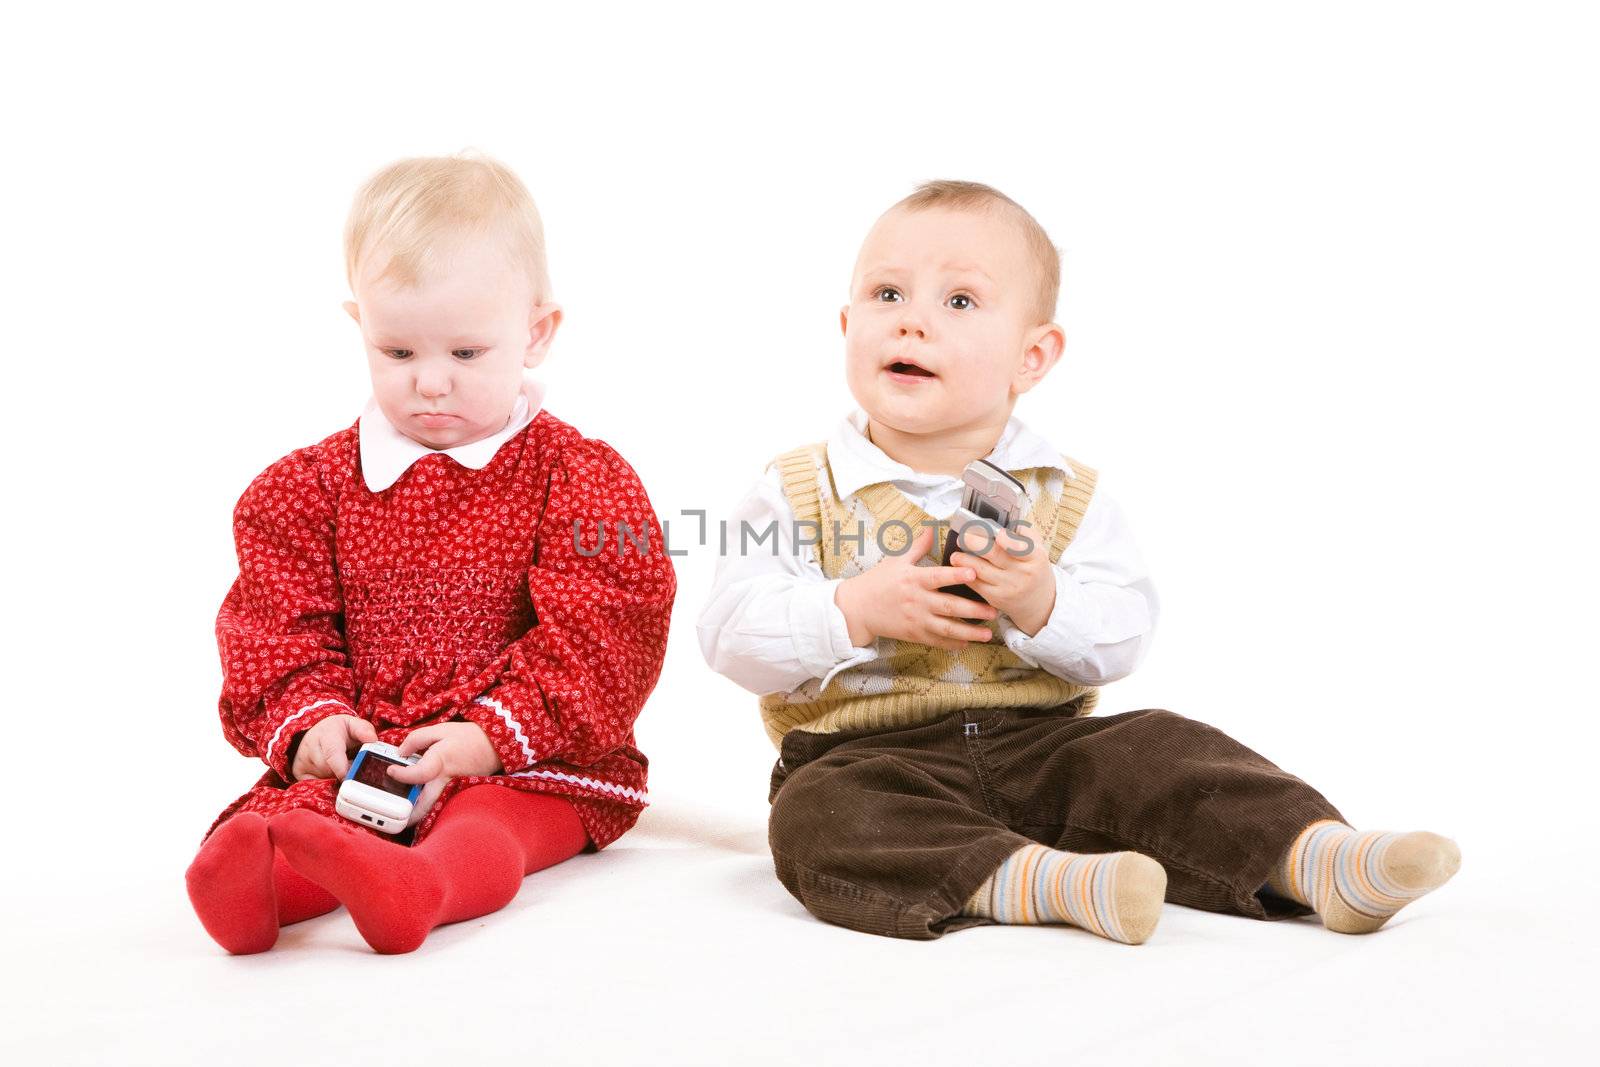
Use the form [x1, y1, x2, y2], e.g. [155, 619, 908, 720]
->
[358, 377, 546, 493]
[826, 407, 1072, 501]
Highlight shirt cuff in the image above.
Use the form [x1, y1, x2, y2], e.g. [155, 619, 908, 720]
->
[791, 578, 877, 692]
[1001, 568, 1095, 673]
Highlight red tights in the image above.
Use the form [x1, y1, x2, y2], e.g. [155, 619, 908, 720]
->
[186, 786, 588, 954]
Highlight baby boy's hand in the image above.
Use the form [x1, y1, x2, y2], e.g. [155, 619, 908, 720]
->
[390, 721, 505, 826]
[834, 524, 999, 651]
[949, 525, 1056, 637]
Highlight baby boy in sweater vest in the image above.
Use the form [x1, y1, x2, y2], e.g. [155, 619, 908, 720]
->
[698, 181, 1460, 943]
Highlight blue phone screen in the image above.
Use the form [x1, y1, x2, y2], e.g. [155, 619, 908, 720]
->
[350, 751, 418, 799]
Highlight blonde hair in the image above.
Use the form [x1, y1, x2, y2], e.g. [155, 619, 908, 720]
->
[343, 149, 551, 301]
[891, 179, 1060, 324]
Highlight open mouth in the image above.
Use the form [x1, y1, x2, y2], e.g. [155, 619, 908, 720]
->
[886, 360, 936, 378]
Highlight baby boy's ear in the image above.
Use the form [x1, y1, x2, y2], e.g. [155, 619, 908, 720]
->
[839, 305, 850, 336]
[1013, 322, 1065, 394]
[341, 300, 361, 324]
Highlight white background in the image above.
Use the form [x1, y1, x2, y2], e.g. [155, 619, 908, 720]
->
[5, 2, 1596, 1064]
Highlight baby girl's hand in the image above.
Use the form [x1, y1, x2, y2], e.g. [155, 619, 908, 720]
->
[391, 722, 505, 826]
[834, 524, 999, 651]
[290, 714, 379, 781]
[949, 525, 1056, 637]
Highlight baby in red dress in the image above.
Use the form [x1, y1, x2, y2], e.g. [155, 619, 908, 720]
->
[185, 151, 676, 954]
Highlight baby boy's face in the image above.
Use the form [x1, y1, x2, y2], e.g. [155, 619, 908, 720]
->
[343, 232, 559, 451]
[842, 205, 1049, 440]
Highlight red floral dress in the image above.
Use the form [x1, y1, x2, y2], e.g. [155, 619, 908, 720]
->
[203, 407, 676, 849]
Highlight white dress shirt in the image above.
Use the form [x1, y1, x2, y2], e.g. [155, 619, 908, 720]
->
[697, 408, 1159, 697]
[358, 377, 547, 492]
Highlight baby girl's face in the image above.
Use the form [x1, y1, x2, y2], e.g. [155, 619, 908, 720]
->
[344, 233, 559, 450]
[842, 206, 1049, 440]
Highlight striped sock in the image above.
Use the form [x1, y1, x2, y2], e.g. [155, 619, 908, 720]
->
[960, 844, 1167, 945]
[1267, 820, 1462, 934]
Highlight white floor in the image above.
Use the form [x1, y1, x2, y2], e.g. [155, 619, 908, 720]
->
[5, 782, 1590, 1066]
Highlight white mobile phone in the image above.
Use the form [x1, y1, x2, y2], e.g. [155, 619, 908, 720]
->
[335, 742, 423, 835]
[939, 459, 1029, 606]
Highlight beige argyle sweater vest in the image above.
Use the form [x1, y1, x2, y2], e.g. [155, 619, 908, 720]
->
[756, 441, 1102, 746]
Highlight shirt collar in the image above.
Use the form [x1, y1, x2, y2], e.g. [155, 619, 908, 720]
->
[826, 407, 1072, 501]
[359, 377, 546, 493]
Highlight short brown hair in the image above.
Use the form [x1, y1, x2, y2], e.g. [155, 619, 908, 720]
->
[891, 179, 1060, 323]
[343, 149, 551, 301]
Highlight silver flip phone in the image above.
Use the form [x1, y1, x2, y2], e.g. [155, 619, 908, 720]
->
[939, 459, 1028, 605]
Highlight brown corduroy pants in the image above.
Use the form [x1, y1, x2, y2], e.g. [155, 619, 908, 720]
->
[767, 705, 1347, 939]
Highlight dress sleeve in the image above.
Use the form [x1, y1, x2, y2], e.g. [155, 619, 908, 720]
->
[215, 449, 358, 780]
[458, 440, 676, 773]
